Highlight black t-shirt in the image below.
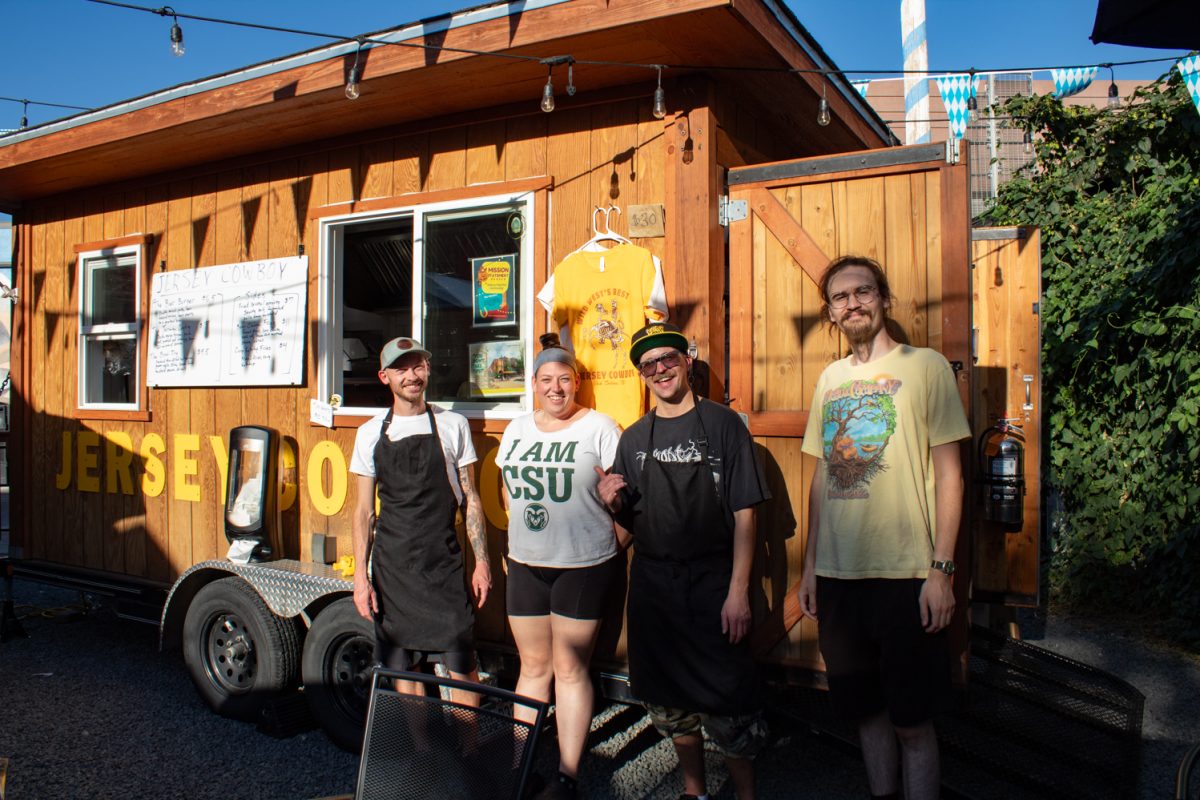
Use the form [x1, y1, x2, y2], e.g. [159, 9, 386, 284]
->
[612, 399, 770, 534]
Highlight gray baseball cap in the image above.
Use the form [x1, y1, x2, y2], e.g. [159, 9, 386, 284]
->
[379, 337, 432, 369]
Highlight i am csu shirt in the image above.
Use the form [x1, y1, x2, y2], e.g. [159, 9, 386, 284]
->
[349, 406, 477, 505]
[497, 409, 621, 568]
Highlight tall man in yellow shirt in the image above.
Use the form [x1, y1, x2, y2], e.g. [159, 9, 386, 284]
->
[799, 256, 970, 800]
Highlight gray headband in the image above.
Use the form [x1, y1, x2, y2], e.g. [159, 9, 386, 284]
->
[532, 347, 577, 376]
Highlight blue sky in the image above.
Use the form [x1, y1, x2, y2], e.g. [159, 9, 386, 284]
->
[0, 0, 1187, 131]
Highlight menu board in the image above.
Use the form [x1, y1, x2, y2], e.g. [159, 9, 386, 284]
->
[147, 256, 307, 387]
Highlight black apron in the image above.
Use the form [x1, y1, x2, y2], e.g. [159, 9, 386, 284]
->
[370, 407, 474, 653]
[626, 399, 759, 715]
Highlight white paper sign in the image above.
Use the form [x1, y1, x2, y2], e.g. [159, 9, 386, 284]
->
[309, 398, 334, 428]
[147, 256, 308, 387]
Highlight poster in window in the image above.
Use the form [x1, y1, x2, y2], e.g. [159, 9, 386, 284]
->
[471, 254, 517, 327]
[468, 340, 524, 398]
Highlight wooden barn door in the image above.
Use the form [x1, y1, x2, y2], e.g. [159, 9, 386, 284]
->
[971, 227, 1042, 608]
[726, 142, 974, 675]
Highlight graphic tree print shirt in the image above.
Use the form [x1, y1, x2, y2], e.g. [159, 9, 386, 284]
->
[802, 346, 970, 579]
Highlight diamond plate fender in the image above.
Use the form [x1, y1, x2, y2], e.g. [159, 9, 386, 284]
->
[159, 559, 352, 650]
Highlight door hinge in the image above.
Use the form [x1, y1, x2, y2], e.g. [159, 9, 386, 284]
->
[944, 138, 960, 165]
[718, 195, 748, 226]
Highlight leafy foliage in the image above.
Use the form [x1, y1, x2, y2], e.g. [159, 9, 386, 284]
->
[982, 72, 1200, 644]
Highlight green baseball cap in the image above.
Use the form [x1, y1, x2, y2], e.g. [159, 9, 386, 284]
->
[629, 322, 688, 366]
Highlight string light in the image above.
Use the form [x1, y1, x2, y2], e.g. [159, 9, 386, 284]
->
[42, 0, 1196, 132]
[652, 66, 666, 119]
[1106, 64, 1120, 108]
[1023, 129, 1033, 154]
[540, 65, 555, 113]
[345, 39, 363, 100]
[162, 7, 185, 57]
[20, 100, 28, 130]
[966, 70, 978, 112]
[817, 76, 831, 126]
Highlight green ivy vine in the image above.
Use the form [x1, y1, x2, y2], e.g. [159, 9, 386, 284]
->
[983, 70, 1200, 645]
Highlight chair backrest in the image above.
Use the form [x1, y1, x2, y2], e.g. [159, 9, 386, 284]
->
[355, 668, 548, 800]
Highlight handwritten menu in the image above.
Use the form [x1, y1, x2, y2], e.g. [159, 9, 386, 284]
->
[147, 256, 307, 387]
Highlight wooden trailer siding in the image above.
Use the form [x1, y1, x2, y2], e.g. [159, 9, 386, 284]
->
[14, 97, 680, 606]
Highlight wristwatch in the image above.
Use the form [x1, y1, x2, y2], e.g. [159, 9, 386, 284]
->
[930, 559, 956, 576]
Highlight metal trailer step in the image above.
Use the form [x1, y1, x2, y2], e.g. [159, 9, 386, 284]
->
[767, 625, 1144, 800]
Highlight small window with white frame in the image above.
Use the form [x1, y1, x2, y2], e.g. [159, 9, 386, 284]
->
[319, 190, 536, 419]
[77, 244, 143, 410]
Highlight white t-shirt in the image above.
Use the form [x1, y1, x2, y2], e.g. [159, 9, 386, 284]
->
[349, 406, 477, 504]
[497, 409, 621, 567]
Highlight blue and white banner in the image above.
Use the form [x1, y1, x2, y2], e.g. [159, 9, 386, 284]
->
[852, 80, 871, 98]
[1051, 67, 1097, 98]
[937, 73, 977, 140]
[901, 0, 930, 144]
[1177, 55, 1200, 118]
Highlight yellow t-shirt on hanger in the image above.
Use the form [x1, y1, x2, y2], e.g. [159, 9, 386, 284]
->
[537, 243, 668, 428]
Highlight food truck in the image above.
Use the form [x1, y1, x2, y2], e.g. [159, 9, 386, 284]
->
[0, 0, 1045, 754]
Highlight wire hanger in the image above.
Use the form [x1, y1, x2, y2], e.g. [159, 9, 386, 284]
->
[572, 204, 631, 254]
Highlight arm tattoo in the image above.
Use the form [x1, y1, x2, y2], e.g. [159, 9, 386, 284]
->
[459, 466, 489, 566]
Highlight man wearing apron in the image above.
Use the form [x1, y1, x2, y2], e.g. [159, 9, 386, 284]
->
[597, 323, 769, 800]
[350, 337, 492, 704]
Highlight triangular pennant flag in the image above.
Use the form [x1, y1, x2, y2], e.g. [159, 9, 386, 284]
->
[936, 74, 976, 140]
[1052, 67, 1098, 98]
[1177, 55, 1200, 118]
[851, 80, 870, 98]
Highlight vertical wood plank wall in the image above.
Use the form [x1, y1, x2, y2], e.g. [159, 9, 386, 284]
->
[14, 98, 677, 603]
[970, 229, 1041, 604]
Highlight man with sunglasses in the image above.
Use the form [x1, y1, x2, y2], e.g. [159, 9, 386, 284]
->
[596, 322, 769, 800]
[798, 256, 970, 800]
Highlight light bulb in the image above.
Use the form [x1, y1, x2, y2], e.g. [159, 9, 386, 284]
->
[541, 78, 555, 113]
[169, 21, 185, 57]
[1023, 130, 1033, 154]
[1107, 82, 1120, 108]
[653, 85, 666, 120]
[566, 63, 576, 96]
[345, 67, 361, 100]
[817, 97, 831, 127]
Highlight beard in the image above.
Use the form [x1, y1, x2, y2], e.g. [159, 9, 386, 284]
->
[840, 311, 882, 345]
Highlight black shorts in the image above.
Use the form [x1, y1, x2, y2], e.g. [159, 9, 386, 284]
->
[505, 555, 621, 620]
[374, 637, 477, 676]
[816, 577, 950, 728]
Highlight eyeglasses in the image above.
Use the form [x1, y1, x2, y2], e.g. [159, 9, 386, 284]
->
[828, 285, 880, 309]
[636, 351, 684, 377]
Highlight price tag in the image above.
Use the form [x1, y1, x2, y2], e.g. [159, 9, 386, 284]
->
[627, 204, 665, 238]
[309, 398, 334, 428]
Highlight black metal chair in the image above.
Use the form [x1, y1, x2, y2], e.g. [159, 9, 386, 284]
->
[355, 668, 548, 800]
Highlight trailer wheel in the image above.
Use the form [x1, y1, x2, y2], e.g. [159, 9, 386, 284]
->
[302, 598, 375, 752]
[182, 576, 299, 721]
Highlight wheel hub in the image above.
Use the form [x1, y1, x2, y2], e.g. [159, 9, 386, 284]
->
[205, 612, 257, 693]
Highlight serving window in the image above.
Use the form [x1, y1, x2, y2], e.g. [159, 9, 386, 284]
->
[319, 190, 536, 419]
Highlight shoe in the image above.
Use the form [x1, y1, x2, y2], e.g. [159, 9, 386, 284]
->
[536, 772, 578, 799]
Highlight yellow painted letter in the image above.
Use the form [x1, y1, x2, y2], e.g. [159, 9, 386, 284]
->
[279, 439, 298, 512]
[141, 434, 166, 497]
[54, 432, 72, 490]
[478, 443, 509, 530]
[174, 434, 201, 503]
[77, 430, 101, 493]
[105, 431, 135, 495]
[208, 435, 229, 506]
[307, 440, 347, 516]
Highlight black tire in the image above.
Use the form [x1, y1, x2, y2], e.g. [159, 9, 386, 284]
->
[182, 576, 300, 721]
[302, 597, 376, 752]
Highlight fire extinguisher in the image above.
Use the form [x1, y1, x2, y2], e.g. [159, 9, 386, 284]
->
[979, 419, 1025, 530]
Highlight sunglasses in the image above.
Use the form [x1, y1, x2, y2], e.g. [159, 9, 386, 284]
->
[636, 351, 684, 378]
